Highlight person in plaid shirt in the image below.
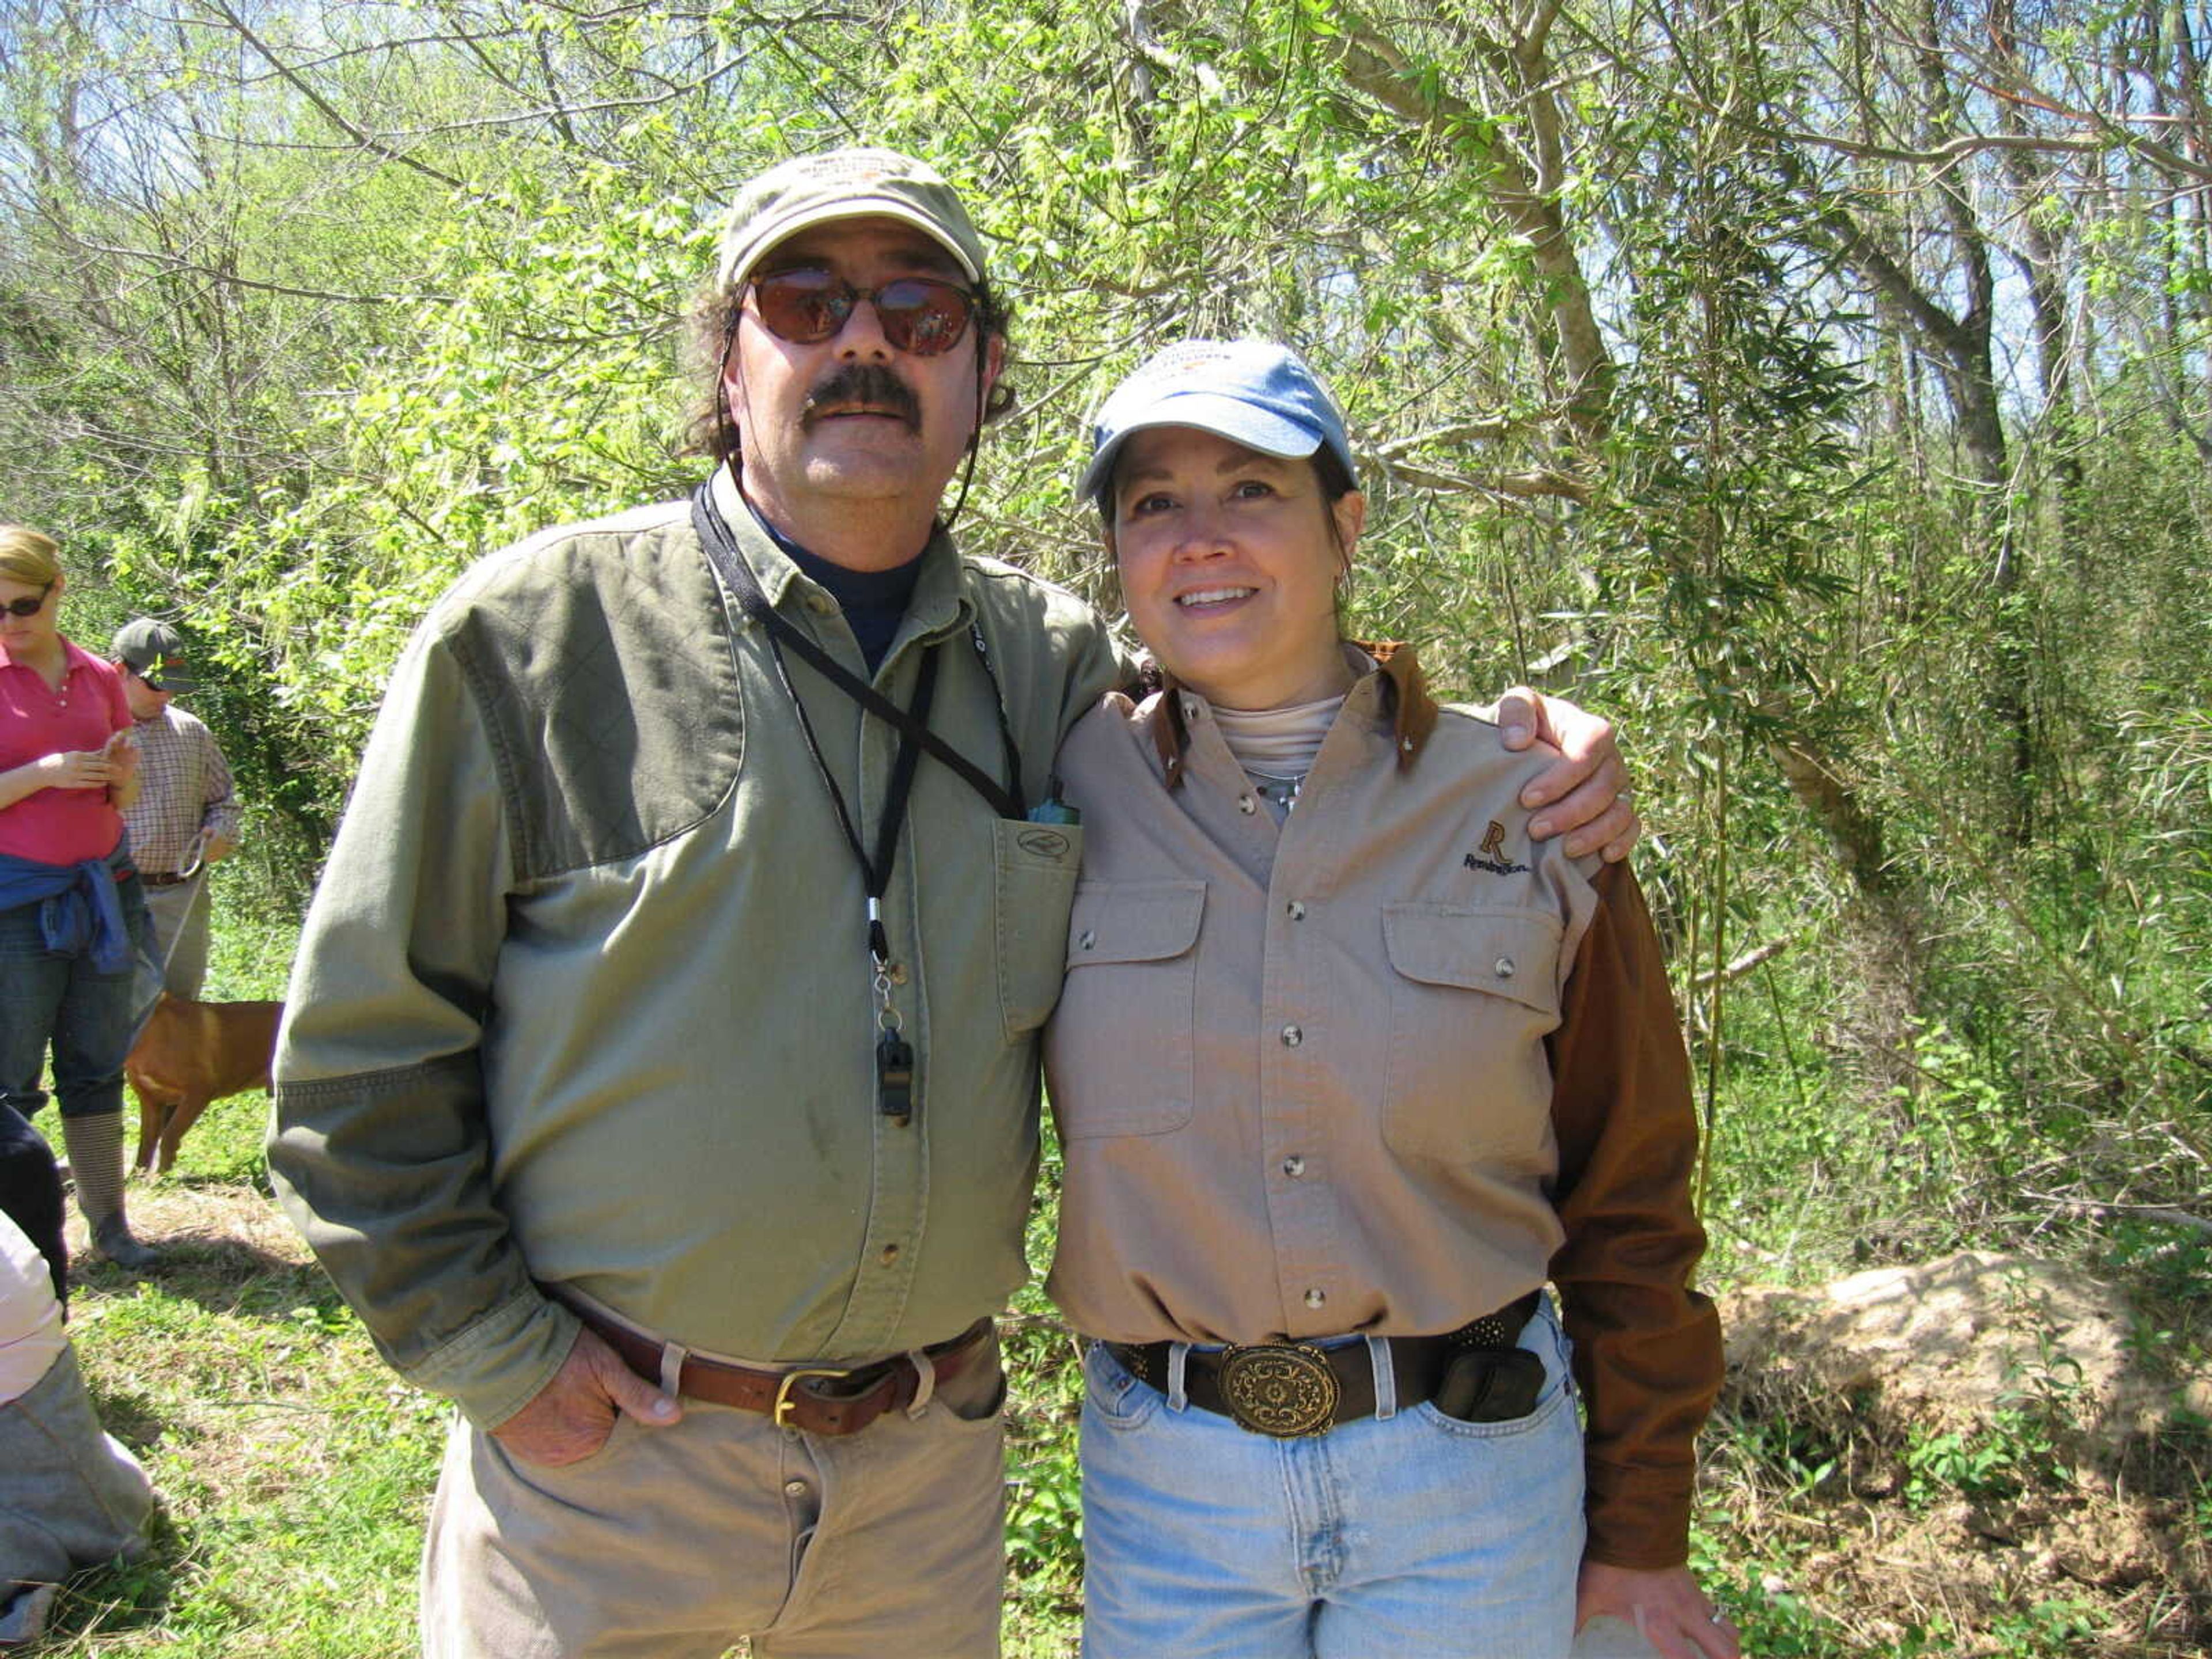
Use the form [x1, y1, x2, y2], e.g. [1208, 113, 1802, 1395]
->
[109, 620, 239, 999]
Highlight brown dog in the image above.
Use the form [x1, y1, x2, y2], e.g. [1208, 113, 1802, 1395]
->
[125, 994, 284, 1176]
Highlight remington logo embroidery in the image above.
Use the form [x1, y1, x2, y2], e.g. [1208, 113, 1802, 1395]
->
[1464, 820, 1529, 876]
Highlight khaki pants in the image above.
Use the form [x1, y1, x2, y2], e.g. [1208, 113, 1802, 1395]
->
[420, 1332, 1007, 1659]
[141, 873, 210, 1001]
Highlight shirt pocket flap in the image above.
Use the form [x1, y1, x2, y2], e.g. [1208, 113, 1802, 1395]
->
[1066, 881, 1206, 967]
[1382, 903, 1563, 1017]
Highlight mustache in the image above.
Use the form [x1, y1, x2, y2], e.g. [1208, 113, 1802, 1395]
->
[801, 364, 921, 431]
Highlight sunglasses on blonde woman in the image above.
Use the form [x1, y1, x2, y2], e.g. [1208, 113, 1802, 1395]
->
[2, 586, 52, 618]
[748, 268, 976, 357]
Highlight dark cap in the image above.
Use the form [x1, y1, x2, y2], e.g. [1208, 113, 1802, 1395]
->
[715, 147, 988, 292]
[111, 617, 198, 692]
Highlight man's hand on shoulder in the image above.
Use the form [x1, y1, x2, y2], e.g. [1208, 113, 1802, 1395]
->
[490, 1328, 681, 1466]
[1495, 687, 1640, 862]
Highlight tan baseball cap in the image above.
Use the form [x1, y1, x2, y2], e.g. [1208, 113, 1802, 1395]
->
[714, 147, 988, 291]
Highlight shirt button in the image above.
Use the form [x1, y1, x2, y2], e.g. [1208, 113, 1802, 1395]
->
[1286, 901, 1306, 921]
[1238, 794, 1258, 815]
[1495, 956, 1517, 979]
[879, 1244, 900, 1266]
[1304, 1289, 1326, 1308]
[1281, 1024, 1302, 1047]
[1281, 1155, 1305, 1179]
[785, 1479, 809, 1497]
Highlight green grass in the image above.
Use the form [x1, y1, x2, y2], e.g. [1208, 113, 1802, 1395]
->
[28, 882, 2209, 1655]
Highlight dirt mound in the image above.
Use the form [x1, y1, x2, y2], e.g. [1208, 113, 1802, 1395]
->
[1710, 1252, 2210, 1656]
[1722, 1249, 2186, 1447]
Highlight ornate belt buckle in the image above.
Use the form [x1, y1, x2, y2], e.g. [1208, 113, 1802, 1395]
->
[1217, 1342, 1340, 1437]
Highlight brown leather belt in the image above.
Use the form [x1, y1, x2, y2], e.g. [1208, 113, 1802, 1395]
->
[139, 872, 195, 888]
[1107, 1291, 1541, 1439]
[572, 1303, 991, 1438]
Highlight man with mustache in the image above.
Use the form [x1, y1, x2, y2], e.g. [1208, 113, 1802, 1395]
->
[268, 149, 1639, 1657]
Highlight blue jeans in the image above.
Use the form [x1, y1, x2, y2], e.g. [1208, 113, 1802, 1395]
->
[0, 880, 154, 1123]
[1079, 1298, 1585, 1659]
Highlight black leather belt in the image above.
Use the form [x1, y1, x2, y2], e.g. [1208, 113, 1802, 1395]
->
[139, 872, 194, 888]
[1105, 1291, 1543, 1439]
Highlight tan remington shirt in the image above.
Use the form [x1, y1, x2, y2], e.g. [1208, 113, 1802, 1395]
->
[1043, 646, 1721, 1569]
[271, 468, 1121, 1429]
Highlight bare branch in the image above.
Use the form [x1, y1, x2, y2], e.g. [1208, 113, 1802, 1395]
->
[1692, 937, 1797, 990]
[70, 239, 457, 307]
[1372, 419, 1517, 451]
[194, 0, 466, 190]
[2022, 1194, 2212, 1238]
[1373, 457, 1591, 503]
[1327, 0, 1615, 439]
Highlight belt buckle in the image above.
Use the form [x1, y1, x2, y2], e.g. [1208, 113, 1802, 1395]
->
[771, 1367, 851, 1426]
[1217, 1342, 1340, 1438]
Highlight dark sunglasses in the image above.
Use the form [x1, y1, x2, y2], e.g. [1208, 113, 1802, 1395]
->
[749, 269, 977, 357]
[2, 585, 52, 619]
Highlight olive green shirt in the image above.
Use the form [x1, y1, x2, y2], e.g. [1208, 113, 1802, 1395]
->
[269, 470, 1122, 1428]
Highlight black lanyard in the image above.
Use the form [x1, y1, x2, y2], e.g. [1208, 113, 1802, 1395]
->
[691, 482, 1020, 1124]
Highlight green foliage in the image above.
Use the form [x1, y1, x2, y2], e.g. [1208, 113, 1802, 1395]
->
[1897, 1395, 2072, 1509]
[8, 5, 2212, 1645]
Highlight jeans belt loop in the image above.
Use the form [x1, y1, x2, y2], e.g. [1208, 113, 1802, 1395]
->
[658, 1341, 688, 1398]
[1365, 1334, 1397, 1421]
[903, 1348, 936, 1419]
[1166, 1341, 1192, 1412]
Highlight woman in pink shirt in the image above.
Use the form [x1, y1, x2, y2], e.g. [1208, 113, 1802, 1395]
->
[0, 525, 162, 1270]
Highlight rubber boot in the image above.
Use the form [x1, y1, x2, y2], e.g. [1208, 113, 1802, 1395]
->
[61, 1112, 161, 1270]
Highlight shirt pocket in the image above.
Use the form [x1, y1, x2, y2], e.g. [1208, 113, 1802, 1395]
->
[995, 818, 1087, 1041]
[1046, 881, 1204, 1138]
[1380, 903, 1565, 1166]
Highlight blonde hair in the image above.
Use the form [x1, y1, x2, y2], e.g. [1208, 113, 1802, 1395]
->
[0, 525, 62, 589]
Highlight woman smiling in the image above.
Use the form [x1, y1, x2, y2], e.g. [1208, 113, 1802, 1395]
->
[1044, 343, 1735, 1659]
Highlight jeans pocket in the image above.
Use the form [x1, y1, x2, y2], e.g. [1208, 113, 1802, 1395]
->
[502, 1405, 644, 1484]
[1082, 1341, 1162, 1430]
[933, 1331, 1009, 1427]
[1416, 1297, 1576, 1441]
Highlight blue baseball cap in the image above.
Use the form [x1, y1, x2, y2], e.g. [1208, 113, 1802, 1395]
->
[1078, 339, 1359, 509]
